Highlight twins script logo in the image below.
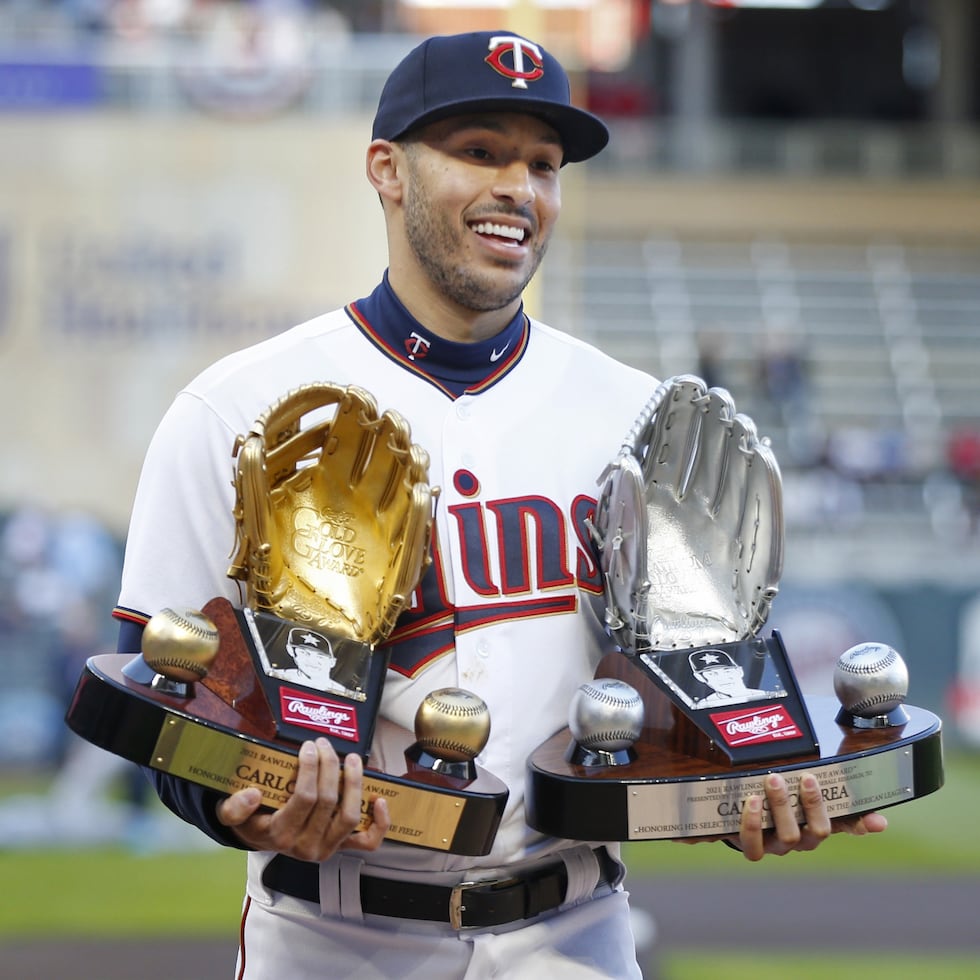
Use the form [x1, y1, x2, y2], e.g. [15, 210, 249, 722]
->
[710, 705, 803, 748]
[485, 36, 544, 89]
[280, 687, 359, 741]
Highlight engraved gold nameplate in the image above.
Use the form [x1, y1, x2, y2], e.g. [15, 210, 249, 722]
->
[150, 715, 469, 849]
[152, 716, 299, 808]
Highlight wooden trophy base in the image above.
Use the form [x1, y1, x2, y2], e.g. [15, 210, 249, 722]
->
[65, 600, 507, 856]
[526, 652, 944, 841]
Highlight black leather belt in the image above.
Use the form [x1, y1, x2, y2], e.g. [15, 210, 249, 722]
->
[262, 848, 619, 930]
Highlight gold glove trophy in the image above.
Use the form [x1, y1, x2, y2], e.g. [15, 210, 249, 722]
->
[67, 384, 507, 855]
[526, 376, 943, 841]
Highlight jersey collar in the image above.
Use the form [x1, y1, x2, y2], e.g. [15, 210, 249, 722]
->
[346, 272, 529, 399]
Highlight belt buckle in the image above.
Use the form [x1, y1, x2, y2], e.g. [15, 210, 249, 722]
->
[449, 878, 497, 930]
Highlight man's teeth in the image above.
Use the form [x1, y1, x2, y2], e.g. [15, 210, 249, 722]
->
[472, 222, 525, 242]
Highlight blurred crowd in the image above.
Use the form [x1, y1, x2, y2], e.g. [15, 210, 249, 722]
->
[696, 328, 980, 539]
[0, 505, 211, 849]
[0, 0, 358, 114]
[0, 504, 122, 768]
[1, 0, 349, 46]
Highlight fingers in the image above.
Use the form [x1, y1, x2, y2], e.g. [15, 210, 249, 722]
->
[346, 796, 391, 852]
[736, 793, 768, 862]
[796, 772, 832, 843]
[833, 810, 889, 836]
[285, 740, 346, 857]
[708, 408, 748, 531]
[217, 786, 264, 828]
[766, 772, 805, 845]
[859, 811, 889, 834]
[215, 740, 387, 862]
[685, 386, 737, 513]
[322, 387, 381, 489]
[328, 752, 369, 843]
[733, 415, 783, 626]
[737, 771, 840, 861]
[640, 378, 706, 494]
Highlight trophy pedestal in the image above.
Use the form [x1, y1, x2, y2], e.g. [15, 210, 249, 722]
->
[66, 599, 507, 856]
[526, 651, 943, 841]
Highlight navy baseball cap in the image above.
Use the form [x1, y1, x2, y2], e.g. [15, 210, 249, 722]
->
[372, 31, 609, 165]
[690, 649, 739, 673]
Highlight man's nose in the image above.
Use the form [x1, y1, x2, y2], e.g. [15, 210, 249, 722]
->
[493, 161, 534, 205]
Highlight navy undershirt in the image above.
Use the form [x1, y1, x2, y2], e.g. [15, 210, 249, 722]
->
[347, 272, 529, 399]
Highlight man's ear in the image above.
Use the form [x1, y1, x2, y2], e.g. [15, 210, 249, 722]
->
[366, 139, 403, 205]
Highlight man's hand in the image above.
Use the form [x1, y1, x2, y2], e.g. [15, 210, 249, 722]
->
[216, 738, 390, 861]
[734, 771, 888, 862]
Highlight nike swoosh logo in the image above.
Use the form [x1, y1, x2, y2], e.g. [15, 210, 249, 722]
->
[490, 343, 510, 363]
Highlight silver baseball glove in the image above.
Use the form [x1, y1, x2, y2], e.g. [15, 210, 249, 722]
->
[590, 375, 783, 653]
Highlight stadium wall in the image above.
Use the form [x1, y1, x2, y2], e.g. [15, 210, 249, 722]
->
[3, 115, 979, 530]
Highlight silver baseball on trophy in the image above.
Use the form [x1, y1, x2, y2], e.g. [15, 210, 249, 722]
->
[568, 678, 645, 765]
[833, 642, 910, 728]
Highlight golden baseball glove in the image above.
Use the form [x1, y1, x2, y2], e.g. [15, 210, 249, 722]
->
[591, 375, 783, 653]
[228, 383, 435, 645]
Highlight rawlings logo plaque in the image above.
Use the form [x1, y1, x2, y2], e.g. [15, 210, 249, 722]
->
[279, 687, 360, 741]
[709, 705, 804, 749]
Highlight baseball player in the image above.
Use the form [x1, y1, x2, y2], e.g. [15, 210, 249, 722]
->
[113, 31, 888, 978]
[689, 649, 781, 708]
[259, 627, 353, 697]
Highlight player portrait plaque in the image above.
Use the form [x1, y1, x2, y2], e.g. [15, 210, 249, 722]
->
[525, 376, 944, 841]
[66, 383, 508, 856]
[236, 608, 385, 758]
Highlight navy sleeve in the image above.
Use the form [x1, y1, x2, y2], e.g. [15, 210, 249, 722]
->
[119, 620, 251, 851]
[145, 769, 250, 850]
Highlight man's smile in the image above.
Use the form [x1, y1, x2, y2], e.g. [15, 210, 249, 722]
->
[468, 221, 528, 246]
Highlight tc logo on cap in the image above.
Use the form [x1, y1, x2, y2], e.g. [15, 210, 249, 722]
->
[485, 36, 545, 90]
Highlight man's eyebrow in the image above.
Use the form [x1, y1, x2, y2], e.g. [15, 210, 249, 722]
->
[449, 115, 563, 147]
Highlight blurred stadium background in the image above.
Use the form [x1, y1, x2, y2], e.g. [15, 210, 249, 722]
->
[0, 0, 978, 976]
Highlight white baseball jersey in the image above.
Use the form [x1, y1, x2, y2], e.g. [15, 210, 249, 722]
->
[116, 276, 657, 969]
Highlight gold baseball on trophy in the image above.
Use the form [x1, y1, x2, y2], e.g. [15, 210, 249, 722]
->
[414, 688, 491, 762]
[141, 607, 221, 683]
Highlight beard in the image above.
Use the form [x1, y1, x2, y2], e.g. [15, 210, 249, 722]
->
[401, 157, 551, 314]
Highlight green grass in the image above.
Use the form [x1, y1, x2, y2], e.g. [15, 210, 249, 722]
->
[0, 847, 245, 938]
[0, 771, 245, 938]
[657, 952, 980, 980]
